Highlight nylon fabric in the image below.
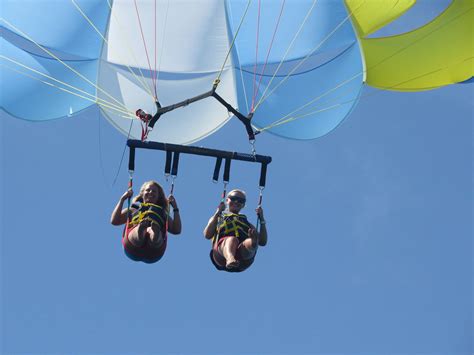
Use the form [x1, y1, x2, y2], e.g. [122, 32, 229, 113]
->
[345, 0, 416, 38]
[357, 0, 474, 90]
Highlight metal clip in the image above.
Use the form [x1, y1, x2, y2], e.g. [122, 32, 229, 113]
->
[249, 139, 257, 159]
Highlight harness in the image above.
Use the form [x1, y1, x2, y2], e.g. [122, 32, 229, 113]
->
[129, 202, 167, 230]
[215, 213, 251, 243]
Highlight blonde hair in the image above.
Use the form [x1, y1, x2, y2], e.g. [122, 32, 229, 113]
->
[133, 180, 168, 208]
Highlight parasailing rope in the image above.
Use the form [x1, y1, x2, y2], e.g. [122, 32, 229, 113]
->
[215, 0, 253, 85]
[74, 0, 156, 100]
[1, 18, 129, 113]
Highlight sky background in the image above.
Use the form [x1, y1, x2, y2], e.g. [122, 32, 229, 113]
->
[1, 1, 473, 355]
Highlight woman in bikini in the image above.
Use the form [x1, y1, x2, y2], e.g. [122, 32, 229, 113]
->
[111, 180, 181, 263]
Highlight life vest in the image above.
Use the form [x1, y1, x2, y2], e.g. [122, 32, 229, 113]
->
[129, 202, 167, 230]
[215, 212, 251, 244]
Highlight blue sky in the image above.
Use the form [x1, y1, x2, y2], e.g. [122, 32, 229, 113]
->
[2, 80, 472, 355]
[1, 2, 473, 355]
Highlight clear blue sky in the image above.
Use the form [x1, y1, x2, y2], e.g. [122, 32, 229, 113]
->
[1, 2, 472, 355]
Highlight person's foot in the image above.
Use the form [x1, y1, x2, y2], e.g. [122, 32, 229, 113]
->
[148, 229, 163, 248]
[226, 259, 240, 269]
[137, 221, 148, 237]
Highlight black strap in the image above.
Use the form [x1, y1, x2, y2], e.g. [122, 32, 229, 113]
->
[171, 152, 180, 176]
[223, 158, 231, 183]
[259, 163, 268, 188]
[128, 147, 135, 172]
[213, 157, 223, 182]
[165, 150, 172, 175]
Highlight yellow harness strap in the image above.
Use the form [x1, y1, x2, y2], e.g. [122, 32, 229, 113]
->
[216, 213, 250, 240]
[129, 203, 165, 228]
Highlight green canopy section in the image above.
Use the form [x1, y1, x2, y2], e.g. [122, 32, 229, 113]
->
[345, 0, 415, 38]
[346, 0, 474, 91]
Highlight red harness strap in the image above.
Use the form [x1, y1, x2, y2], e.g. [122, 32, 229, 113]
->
[136, 109, 153, 141]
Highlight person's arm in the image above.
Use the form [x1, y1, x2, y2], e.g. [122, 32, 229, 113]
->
[256, 206, 267, 246]
[203, 202, 225, 239]
[110, 189, 133, 225]
[167, 195, 182, 235]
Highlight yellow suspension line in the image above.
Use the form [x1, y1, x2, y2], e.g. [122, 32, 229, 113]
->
[253, 1, 366, 112]
[225, 1, 251, 113]
[103, 0, 156, 100]
[252, 0, 318, 111]
[2, 63, 134, 117]
[1, 54, 128, 114]
[215, 0, 253, 86]
[1, 18, 128, 112]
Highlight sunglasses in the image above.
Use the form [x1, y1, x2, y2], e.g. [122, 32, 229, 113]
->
[228, 196, 246, 204]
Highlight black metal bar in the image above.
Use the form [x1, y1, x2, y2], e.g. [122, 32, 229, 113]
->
[171, 152, 180, 176]
[165, 151, 172, 175]
[127, 140, 272, 165]
[149, 91, 214, 128]
[259, 163, 268, 187]
[147, 88, 256, 141]
[223, 158, 231, 182]
[213, 157, 223, 182]
[158, 90, 214, 115]
[212, 92, 255, 140]
[128, 147, 136, 172]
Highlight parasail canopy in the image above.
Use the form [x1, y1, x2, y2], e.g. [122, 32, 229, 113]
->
[2, 0, 472, 144]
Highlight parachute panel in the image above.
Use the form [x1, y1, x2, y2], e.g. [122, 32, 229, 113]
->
[360, 0, 474, 91]
[246, 44, 364, 140]
[345, 0, 416, 38]
[1, 39, 98, 120]
[98, 62, 236, 145]
[226, 0, 358, 68]
[227, 0, 363, 139]
[2, 0, 110, 60]
[106, 0, 233, 73]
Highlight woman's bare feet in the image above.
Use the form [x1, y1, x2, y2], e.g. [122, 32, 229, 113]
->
[226, 259, 240, 269]
[148, 225, 163, 248]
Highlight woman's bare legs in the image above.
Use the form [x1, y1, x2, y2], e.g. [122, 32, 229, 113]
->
[127, 222, 148, 247]
[147, 223, 164, 248]
[218, 237, 239, 268]
[238, 229, 258, 260]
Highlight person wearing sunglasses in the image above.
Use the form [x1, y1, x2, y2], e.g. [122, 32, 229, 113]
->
[203, 189, 267, 272]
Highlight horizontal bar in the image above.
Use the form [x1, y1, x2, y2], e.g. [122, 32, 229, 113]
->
[157, 90, 214, 115]
[127, 140, 272, 165]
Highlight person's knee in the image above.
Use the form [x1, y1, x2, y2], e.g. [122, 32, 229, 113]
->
[243, 237, 257, 249]
[239, 239, 257, 257]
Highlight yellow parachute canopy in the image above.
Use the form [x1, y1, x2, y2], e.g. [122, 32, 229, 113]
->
[346, 0, 415, 37]
[346, 0, 474, 91]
